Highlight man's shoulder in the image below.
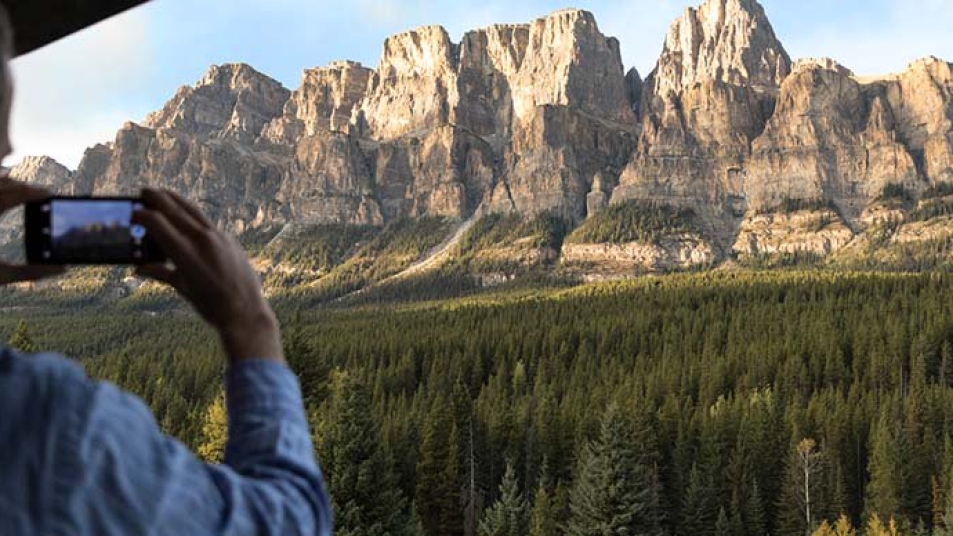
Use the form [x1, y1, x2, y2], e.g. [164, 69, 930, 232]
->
[0, 346, 89, 397]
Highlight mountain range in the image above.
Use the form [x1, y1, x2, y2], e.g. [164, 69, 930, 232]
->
[5, 0, 953, 291]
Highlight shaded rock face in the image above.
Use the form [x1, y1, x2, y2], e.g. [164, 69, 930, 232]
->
[8, 0, 953, 272]
[880, 58, 953, 185]
[455, 24, 529, 138]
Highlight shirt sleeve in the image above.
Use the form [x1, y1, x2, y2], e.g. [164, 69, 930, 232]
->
[49, 357, 333, 536]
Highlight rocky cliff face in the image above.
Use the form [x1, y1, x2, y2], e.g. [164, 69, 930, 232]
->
[745, 59, 919, 215]
[0, 156, 75, 244]
[614, 0, 789, 211]
[25, 8, 632, 234]
[262, 60, 373, 143]
[8, 0, 953, 277]
[9, 156, 73, 190]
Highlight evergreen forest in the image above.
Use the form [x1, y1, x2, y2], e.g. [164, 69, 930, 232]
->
[6, 270, 953, 535]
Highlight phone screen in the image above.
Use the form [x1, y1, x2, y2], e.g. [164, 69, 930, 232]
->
[25, 197, 165, 264]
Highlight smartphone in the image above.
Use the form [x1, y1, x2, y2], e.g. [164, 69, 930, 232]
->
[24, 196, 165, 264]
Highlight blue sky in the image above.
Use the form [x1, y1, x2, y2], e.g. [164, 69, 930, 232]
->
[51, 200, 132, 238]
[8, 0, 953, 169]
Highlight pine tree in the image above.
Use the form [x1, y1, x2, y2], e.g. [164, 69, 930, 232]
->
[865, 514, 899, 536]
[813, 515, 856, 536]
[8, 319, 38, 353]
[832, 515, 856, 536]
[566, 402, 662, 535]
[777, 438, 824, 536]
[680, 462, 711, 535]
[444, 423, 464, 535]
[866, 413, 902, 523]
[824, 461, 849, 523]
[530, 462, 557, 536]
[553, 481, 572, 534]
[746, 479, 767, 536]
[416, 396, 462, 536]
[867, 515, 886, 535]
[318, 371, 409, 536]
[728, 489, 745, 536]
[812, 520, 833, 536]
[478, 461, 528, 536]
[318, 372, 411, 536]
[282, 309, 326, 403]
[196, 390, 227, 463]
[452, 379, 484, 536]
[715, 507, 730, 536]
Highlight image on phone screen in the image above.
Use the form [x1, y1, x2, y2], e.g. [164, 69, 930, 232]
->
[26, 197, 164, 264]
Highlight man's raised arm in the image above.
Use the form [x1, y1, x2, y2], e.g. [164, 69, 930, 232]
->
[127, 188, 333, 534]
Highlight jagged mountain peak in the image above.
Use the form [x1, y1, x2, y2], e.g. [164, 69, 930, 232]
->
[10, 155, 68, 178]
[653, 0, 790, 95]
[10, 155, 73, 192]
[143, 62, 290, 142]
[535, 7, 599, 29]
[377, 25, 457, 74]
[199, 63, 279, 87]
[902, 56, 953, 82]
[7, 2, 953, 277]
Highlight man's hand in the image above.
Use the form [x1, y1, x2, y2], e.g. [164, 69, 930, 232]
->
[132, 188, 284, 364]
[0, 177, 65, 286]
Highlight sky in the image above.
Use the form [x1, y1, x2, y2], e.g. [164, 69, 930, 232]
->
[50, 200, 132, 238]
[8, 0, 953, 169]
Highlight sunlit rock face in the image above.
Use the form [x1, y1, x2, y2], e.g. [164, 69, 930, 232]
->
[744, 59, 919, 216]
[614, 0, 791, 229]
[8, 0, 953, 270]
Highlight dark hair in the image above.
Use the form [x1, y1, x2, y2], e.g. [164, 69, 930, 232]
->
[0, 5, 12, 57]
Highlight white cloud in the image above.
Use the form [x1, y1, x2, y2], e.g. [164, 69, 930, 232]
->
[8, 4, 157, 169]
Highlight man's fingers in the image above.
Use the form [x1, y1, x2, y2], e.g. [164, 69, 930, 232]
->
[162, 189, 215, 230]
[131, 208, 195, 267]
[141, 188, 207, 238]
[0, 263, 66, 285]
[0, 179, 51, 213]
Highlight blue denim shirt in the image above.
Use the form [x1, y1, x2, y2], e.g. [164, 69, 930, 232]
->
[0, 347, 333, 535]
